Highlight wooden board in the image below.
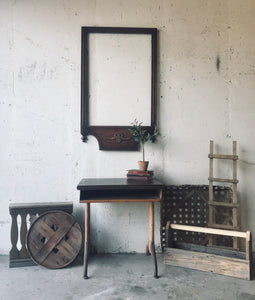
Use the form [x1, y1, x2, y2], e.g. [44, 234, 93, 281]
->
[171, 241, 246, 259]
[27, 210, 82, 269]
[164, 223, 252, 280]
[164, 247, 251, 280]
[170, 224, 246, 238]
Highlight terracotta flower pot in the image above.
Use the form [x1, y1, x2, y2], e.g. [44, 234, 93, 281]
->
[138, 161, 149, 171]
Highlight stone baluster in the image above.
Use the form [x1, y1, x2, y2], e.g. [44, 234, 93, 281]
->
[10, 211, 19, 259]
[20, 213, 29, 258]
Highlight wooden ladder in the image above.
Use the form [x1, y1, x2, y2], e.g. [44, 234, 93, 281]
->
[208, 140, 239, 249]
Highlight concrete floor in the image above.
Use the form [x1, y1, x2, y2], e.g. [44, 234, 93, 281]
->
[1, 253, 255, 300]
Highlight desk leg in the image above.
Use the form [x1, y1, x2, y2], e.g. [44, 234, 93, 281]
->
[148, 202, 159, 278]
[83, 203, 90, 279]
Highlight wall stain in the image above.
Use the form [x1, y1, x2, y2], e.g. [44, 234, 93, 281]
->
[216, 55, 220, 72]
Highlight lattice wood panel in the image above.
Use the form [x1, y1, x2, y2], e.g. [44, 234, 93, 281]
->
[161, 185, 234, 249]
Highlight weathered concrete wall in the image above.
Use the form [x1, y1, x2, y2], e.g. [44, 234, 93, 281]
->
[1, 0, 255, 254]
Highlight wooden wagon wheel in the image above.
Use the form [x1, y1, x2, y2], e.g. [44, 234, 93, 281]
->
[27, 210, 82, 269]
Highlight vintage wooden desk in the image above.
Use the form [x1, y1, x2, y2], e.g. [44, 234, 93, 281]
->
[77, 178, 164, 279]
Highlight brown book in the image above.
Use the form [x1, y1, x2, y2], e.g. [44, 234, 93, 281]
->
[127, 175, 152, 181]
[127, 169, 154, 175]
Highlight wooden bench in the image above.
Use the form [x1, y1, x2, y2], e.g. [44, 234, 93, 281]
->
[164, 222, 252, 280]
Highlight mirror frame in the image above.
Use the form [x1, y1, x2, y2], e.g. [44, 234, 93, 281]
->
[81, 26, 158, 150]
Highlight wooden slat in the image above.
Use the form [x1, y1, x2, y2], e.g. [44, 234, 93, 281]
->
[170, 224, 246, 238]
[55, 239, 77, 258]
[34, 222, 55, 240]
[207, 223, 239, 230]
[208, 177, 239, 184]
[246, 231, 252, 260]
[208, 201, 239, 207]
[164, 247, 250, 280]
[36, 219, 76, 264]
[208, 154, 238, 160]
[172, 241, 246, 259]
[246, 232, 253, 281]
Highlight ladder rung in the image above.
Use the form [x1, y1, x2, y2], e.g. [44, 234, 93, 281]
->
[208, 154, 238, 160]
[208, 201, 239, 207]
[208, 177, 239, 184]
[208, 223, 239, 230]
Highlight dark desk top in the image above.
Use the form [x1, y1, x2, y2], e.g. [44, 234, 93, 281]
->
[77, 178, 165, 191]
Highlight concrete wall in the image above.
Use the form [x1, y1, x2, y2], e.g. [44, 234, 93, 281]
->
[1, 0, 255, 254]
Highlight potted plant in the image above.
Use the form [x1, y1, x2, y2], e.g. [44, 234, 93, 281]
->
[129, 119, 159, 171]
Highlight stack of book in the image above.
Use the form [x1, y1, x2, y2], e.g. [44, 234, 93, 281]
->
[126, 169, 154, 181]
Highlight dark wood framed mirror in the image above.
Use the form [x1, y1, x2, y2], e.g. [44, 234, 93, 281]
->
[81, 26, 158, 150]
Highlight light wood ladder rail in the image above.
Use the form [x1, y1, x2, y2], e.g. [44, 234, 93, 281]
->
[208, 140, 239, 249]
